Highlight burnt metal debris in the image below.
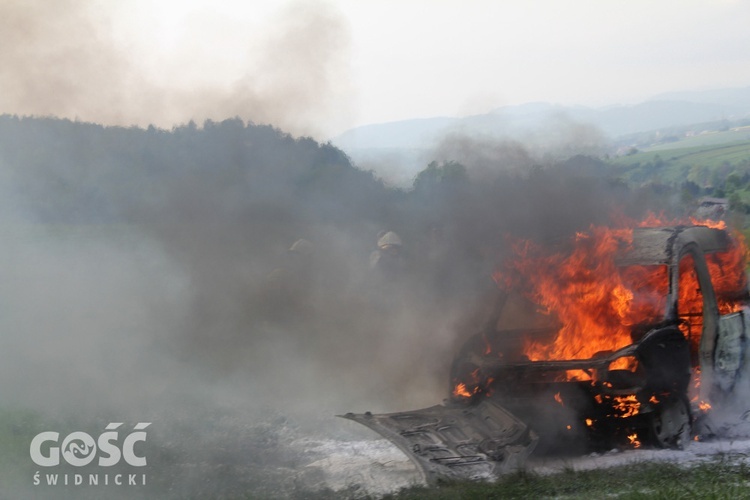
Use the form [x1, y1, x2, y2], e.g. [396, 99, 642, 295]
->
[342, 225, 750, 483]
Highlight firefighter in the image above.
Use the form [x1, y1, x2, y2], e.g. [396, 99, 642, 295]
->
[369, 230, 406, 279]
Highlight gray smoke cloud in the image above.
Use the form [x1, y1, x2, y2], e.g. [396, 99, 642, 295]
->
[429, 114, 608, 180]
[0, 11, 716, 491]
[0, 113, 721, 497]
[0, 115, 474, 425]
[0, 118, 463, 496]
[0, 0, 352, 139]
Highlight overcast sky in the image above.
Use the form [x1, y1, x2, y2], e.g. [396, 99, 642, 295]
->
[2, 0, 749, 139]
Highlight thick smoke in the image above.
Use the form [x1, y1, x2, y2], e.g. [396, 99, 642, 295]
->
[0, 117, 476, 425]
[0, 0, 352, 139]
[0, 117, 452, 496]
[0, 4, 736, 498]
[0, 0, 127, 121]
[430, 114, 608, 180]
[0, 120, 696, 497]
[0, 118, 653, 418]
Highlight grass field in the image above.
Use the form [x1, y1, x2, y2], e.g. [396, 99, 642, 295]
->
[646, 127, 750, 151]
[609, 139, 750, 185]
[613, 141, 750, 170]
[378, 458, 750, 500]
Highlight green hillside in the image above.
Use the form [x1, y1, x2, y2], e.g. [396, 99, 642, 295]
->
[646, 126, 750, 150]
[610, 139, 750, 186]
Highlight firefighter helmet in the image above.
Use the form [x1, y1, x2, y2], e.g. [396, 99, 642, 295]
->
[377, 231, 402, 249]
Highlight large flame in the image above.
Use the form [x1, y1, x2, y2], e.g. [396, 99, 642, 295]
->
[496, 226, 663, 363]
[453, 215, 748, 414]
[492, 216, 747, 366]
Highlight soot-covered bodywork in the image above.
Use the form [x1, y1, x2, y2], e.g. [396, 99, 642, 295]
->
[343, 226, 750, 483]
[342, 400, 538, 484]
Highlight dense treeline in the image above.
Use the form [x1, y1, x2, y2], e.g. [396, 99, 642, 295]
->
[0, 115, 691, 294]
[0, 115, 686, 370]
[0, 115, 675, 259]
[0, 115, 390, 227]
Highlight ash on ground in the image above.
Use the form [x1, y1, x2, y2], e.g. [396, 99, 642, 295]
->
[146, 410, 422, 499]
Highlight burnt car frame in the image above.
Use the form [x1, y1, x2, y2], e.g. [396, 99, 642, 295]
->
[343, 225, 750, 484]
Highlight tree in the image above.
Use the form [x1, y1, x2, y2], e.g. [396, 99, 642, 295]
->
[728, 191, 743, 212]
[725, 172, 743, 193]
[412, 160, 468, 194]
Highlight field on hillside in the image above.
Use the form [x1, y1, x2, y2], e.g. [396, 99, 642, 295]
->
[609, 138, 750, 185]
[647, 126, 750, 151]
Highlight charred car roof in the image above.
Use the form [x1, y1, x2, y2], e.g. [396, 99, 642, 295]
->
[616, 225, 733, 266]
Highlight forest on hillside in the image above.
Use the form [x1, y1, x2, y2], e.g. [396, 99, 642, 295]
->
[0, 114, 689, 240]
[0, 114, 718, 380]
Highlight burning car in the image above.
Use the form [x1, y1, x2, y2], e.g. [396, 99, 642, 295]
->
[342, 222, 750, 484]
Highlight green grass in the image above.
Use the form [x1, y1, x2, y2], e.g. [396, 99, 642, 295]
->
[0, 408, 58, 495]
[609, 140, 750, 185]
[646, 127, 750, 151]
[380, 458, 750, 499]
[3, 408, 750, 499]
[613, 141, 750, 169]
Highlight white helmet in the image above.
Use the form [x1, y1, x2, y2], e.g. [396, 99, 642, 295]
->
[377, 231, 402, 249]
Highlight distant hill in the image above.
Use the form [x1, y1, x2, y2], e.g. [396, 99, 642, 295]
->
[332, 116, 457, 150]
[335, 87, 750, 148]
[331, 87, 750, 184]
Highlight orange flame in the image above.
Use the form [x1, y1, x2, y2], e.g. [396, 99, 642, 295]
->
[628, 433, 641, 448]
[454, 214, 748, 411]
[613, 395, 641, 418]
[453, 382, 473, 398]
[452, 370, 494, 398]
[497, 225, 668, 363]
[492, 215, 747, 375]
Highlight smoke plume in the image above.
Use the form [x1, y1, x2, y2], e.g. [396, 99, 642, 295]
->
[0, 0, 352, 139]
